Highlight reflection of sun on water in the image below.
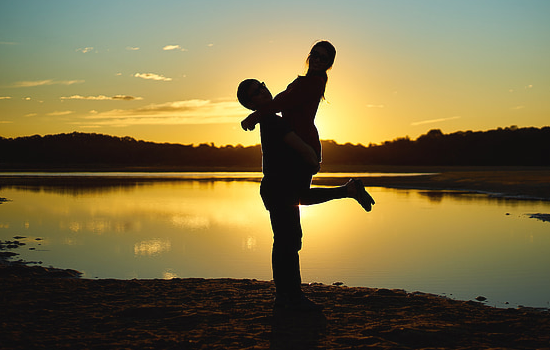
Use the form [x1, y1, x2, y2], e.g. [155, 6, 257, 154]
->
[242, 236, 257, 251]
[170, 215, 210, 229]
[64, 237, 79, 246]
[134, 239, 171, 256]
[68, 222, 81, 232]
[163, 269, 179, 279]
[63, 219, 137, 234]
[64, 220, 111, 234]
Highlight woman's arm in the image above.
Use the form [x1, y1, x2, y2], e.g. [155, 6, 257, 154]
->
[240, 76, 325, 131]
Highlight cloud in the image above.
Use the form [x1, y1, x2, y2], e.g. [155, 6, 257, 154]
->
[47, 110, 75, 116]
[60, 95, 143, 101]
[126, 46, 140, 51]
[525, 84, 533, 89]
[134, 73, 172, 81]
[511, 105, 525, 110]
[13, 79, 84, 88]
[75, 99, 245, 127]
[0, 96, 11, 100]
[0, 41, 18, 45]
[76, 47, 94, 53]
[0, 121, 13, 124]
[163, 44, 187, 51]
[411, 116, 461, 126]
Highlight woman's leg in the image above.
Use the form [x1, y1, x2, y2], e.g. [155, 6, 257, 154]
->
[299, 185, 347, 205]
[299, 179, 375, 211]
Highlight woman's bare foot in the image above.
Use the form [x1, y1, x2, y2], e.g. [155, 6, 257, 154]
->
[346, 179, 375, 212]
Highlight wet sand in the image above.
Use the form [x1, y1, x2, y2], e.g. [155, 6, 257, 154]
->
[2, 168, 550, 349]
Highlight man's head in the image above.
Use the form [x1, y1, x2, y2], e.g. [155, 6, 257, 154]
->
[237, 79, 272, 110]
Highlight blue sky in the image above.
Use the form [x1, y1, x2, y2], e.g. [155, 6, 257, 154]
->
[1, 0, 549, 146]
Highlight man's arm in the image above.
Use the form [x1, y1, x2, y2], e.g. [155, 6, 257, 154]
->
[241, 111, 261, 131]
[241, 76, 325, 131]
[283, 131, 321, 174]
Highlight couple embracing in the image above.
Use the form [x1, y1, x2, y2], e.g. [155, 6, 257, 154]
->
[237, 40, 375, 311]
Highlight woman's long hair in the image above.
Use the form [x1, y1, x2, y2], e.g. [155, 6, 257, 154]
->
[306, 40, 336, 101]
[306, 40, 336, 72]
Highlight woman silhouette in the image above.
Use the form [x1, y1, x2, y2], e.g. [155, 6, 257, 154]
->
[241, 40, 334, 163]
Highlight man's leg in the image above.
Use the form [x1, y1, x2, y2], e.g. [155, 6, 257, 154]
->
[269, 205, 303, 297]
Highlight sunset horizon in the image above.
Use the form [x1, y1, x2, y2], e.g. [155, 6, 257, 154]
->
[1, 1, 549, 148]
[1, 124, 546, 149]
[3, 2, 550, 347]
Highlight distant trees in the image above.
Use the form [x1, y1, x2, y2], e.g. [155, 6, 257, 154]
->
[1, 126, 549, 169]
[321, 126, 550, 166]
[0, 132, 260, 169]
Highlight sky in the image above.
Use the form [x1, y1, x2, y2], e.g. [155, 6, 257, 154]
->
[1, 0, 549, 147]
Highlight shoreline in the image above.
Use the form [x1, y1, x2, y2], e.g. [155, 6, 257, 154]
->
[2, 166, 550, 201]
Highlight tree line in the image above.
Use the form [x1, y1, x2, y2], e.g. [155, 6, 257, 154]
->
[1, 126, 549, 169]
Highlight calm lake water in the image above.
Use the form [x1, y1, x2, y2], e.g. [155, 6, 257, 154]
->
[1, 173, 549, 309]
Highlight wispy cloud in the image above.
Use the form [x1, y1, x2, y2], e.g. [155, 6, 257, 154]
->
[511, 105, 525, 110]
[0, 41, 18, 45]
[0, 96, 12, 100]
[163, 44, 187, 51]
[126, 46, 140, 51]
[76, 99, 244, 127]
[13, 79, 84, 88]
[76, 47, 94, 53]
[47, 110, 75, 116]
[0, 121, 13, 124]
[411, 116, 461, 126]
[60, 95, 143, 101]
[134, 73, 172, 81]
[509, 84, 533, 93]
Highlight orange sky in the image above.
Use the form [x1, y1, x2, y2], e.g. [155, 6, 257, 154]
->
[1, 1, 549, 147]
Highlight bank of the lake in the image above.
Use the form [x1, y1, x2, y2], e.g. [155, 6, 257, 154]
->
[1, 266, 550, 350]
[2, 166, 550, 200]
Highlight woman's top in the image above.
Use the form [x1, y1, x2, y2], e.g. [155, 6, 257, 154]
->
[249, 73, 327, 160]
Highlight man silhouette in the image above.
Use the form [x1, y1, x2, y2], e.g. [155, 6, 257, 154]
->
[237, 79, 374, 311]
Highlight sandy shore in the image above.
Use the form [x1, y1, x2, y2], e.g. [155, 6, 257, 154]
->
[1, 267, 550, 350]
[2, 168, 550, 349]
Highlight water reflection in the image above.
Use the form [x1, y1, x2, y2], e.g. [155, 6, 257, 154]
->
[1, 176, 549, 309]
[134, 239, 171, 256]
